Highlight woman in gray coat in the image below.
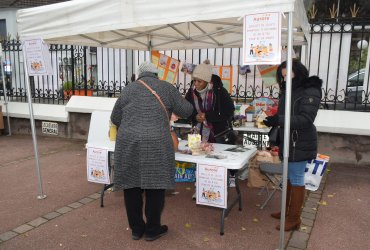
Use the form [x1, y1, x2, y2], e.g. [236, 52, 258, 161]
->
[111, 61, 193, 241]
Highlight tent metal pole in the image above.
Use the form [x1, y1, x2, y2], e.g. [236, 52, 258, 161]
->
[278, 10, 293, 250]
[0, 43, 11, 135]
[148, 34, 152, 60]
[22, 48, 47, 200]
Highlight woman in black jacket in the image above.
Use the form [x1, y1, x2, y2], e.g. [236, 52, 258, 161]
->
[263, 59, 322, 231]
[185, 60, 235, 143]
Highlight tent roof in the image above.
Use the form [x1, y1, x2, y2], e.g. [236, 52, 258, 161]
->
[17, 0, 310, 50]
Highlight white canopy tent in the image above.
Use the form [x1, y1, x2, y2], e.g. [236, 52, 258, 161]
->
[17, 1, 309, 249]
[17, 0, 309, 49]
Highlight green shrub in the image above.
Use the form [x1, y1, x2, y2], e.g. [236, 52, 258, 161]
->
[63, 81, 73, 91]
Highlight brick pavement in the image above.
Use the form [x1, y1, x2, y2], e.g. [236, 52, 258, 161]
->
[1, 135, 369, 249]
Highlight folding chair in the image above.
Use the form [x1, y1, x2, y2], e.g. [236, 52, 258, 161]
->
[258, 162, 283, 209]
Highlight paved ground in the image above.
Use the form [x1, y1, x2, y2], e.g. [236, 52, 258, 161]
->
[0, 135, 369, 250]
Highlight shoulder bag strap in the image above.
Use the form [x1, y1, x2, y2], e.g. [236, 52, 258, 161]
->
[137, 79, 171, 130]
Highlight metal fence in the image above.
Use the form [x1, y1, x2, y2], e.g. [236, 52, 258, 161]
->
[307, 17, 370, 111]
[1, 17, 369, 111]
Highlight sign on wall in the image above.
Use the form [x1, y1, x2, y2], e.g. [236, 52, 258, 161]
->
[243, 12, 281, 65]
[42, 121, 58, 135]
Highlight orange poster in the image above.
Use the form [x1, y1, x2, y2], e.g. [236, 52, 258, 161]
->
[151, 51, 179, 84]
[211, 66, 233, 93]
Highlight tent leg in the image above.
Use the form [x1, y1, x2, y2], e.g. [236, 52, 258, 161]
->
[278, 11, 294, 250]
[22, 49, 47, 200]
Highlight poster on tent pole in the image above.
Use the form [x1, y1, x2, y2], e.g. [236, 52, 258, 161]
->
[23, 38, 53, 76]
[196, 164, 227, 209]
[242, 12, 281, 65]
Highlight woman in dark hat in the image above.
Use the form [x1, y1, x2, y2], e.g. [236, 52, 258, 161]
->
[263, 59, 322, 231]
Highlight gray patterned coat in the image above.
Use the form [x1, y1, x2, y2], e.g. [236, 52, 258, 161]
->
[111, 72, 193, 190]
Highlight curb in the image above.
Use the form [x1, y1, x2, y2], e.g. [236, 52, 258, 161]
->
[285, 168, 330, 249]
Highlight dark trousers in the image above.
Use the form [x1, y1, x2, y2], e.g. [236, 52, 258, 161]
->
[123, 188, 165, 235]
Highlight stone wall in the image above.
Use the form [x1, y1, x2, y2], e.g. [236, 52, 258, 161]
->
[3, 118, 69, 138]
[318, 133, 370, 167]
[1, 112, 91, 140]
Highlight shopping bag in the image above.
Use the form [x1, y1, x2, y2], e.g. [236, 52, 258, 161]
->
[175, 161, 196, 182]
[304, 154, 330, 191]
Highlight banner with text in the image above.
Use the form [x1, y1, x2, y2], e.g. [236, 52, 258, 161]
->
[23, 38, 53, 76]
[243, 12, 281, 65]
[87, 146, 110, 184]
[196, 164, 227, 209]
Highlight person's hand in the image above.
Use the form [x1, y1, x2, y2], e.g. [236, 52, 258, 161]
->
[196, 112, 206, 123]
[263, 116, 279, 127]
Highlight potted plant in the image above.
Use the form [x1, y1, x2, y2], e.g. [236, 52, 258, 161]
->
[63, 81, 93, 96]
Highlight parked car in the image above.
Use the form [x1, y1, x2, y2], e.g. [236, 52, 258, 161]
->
[346, 68, 366, 103]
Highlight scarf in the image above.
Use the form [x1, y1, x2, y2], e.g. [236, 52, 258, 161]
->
[192, 83, 215, 142]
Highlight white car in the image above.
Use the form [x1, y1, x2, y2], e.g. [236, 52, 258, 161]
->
[347, 68, 365, 103]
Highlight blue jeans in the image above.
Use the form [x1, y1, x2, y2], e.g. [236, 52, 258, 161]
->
[288, 161, 307, 186]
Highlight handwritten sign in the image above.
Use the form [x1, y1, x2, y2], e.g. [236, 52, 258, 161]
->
[87, 146, 110, 184]
[243, 12, 281, 65]
[196, 164, 227, 209]
[23, 38, 53, 76]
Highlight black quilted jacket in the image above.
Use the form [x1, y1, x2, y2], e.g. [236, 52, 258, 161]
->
[275, 76, 322, 162]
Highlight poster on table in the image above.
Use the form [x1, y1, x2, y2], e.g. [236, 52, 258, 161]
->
[151, 51, 179, 84]
[23, 38, 53, 76]
[196, 164, 227, 209]
[212, 66, 233, 93]
[242, 12, 281, 65]
[86, 146, 110, 184]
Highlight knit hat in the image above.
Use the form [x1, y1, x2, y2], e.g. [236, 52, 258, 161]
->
[137, 61, 159, 75]
[192, 59, 212, 83]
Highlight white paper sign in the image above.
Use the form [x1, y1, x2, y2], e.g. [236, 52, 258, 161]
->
[87, 146, 110, 184]
[23, 38, 53, 76]
[243, 12, 281, 65]
[196, 164, 227, 209]
[42, 121, 58, 135]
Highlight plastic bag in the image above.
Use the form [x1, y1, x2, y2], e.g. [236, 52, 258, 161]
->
[304, 154, 330, 191]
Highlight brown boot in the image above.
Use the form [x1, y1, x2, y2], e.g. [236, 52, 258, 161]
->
[276, 185, 305, 231]
[271, 180, 292, 219]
